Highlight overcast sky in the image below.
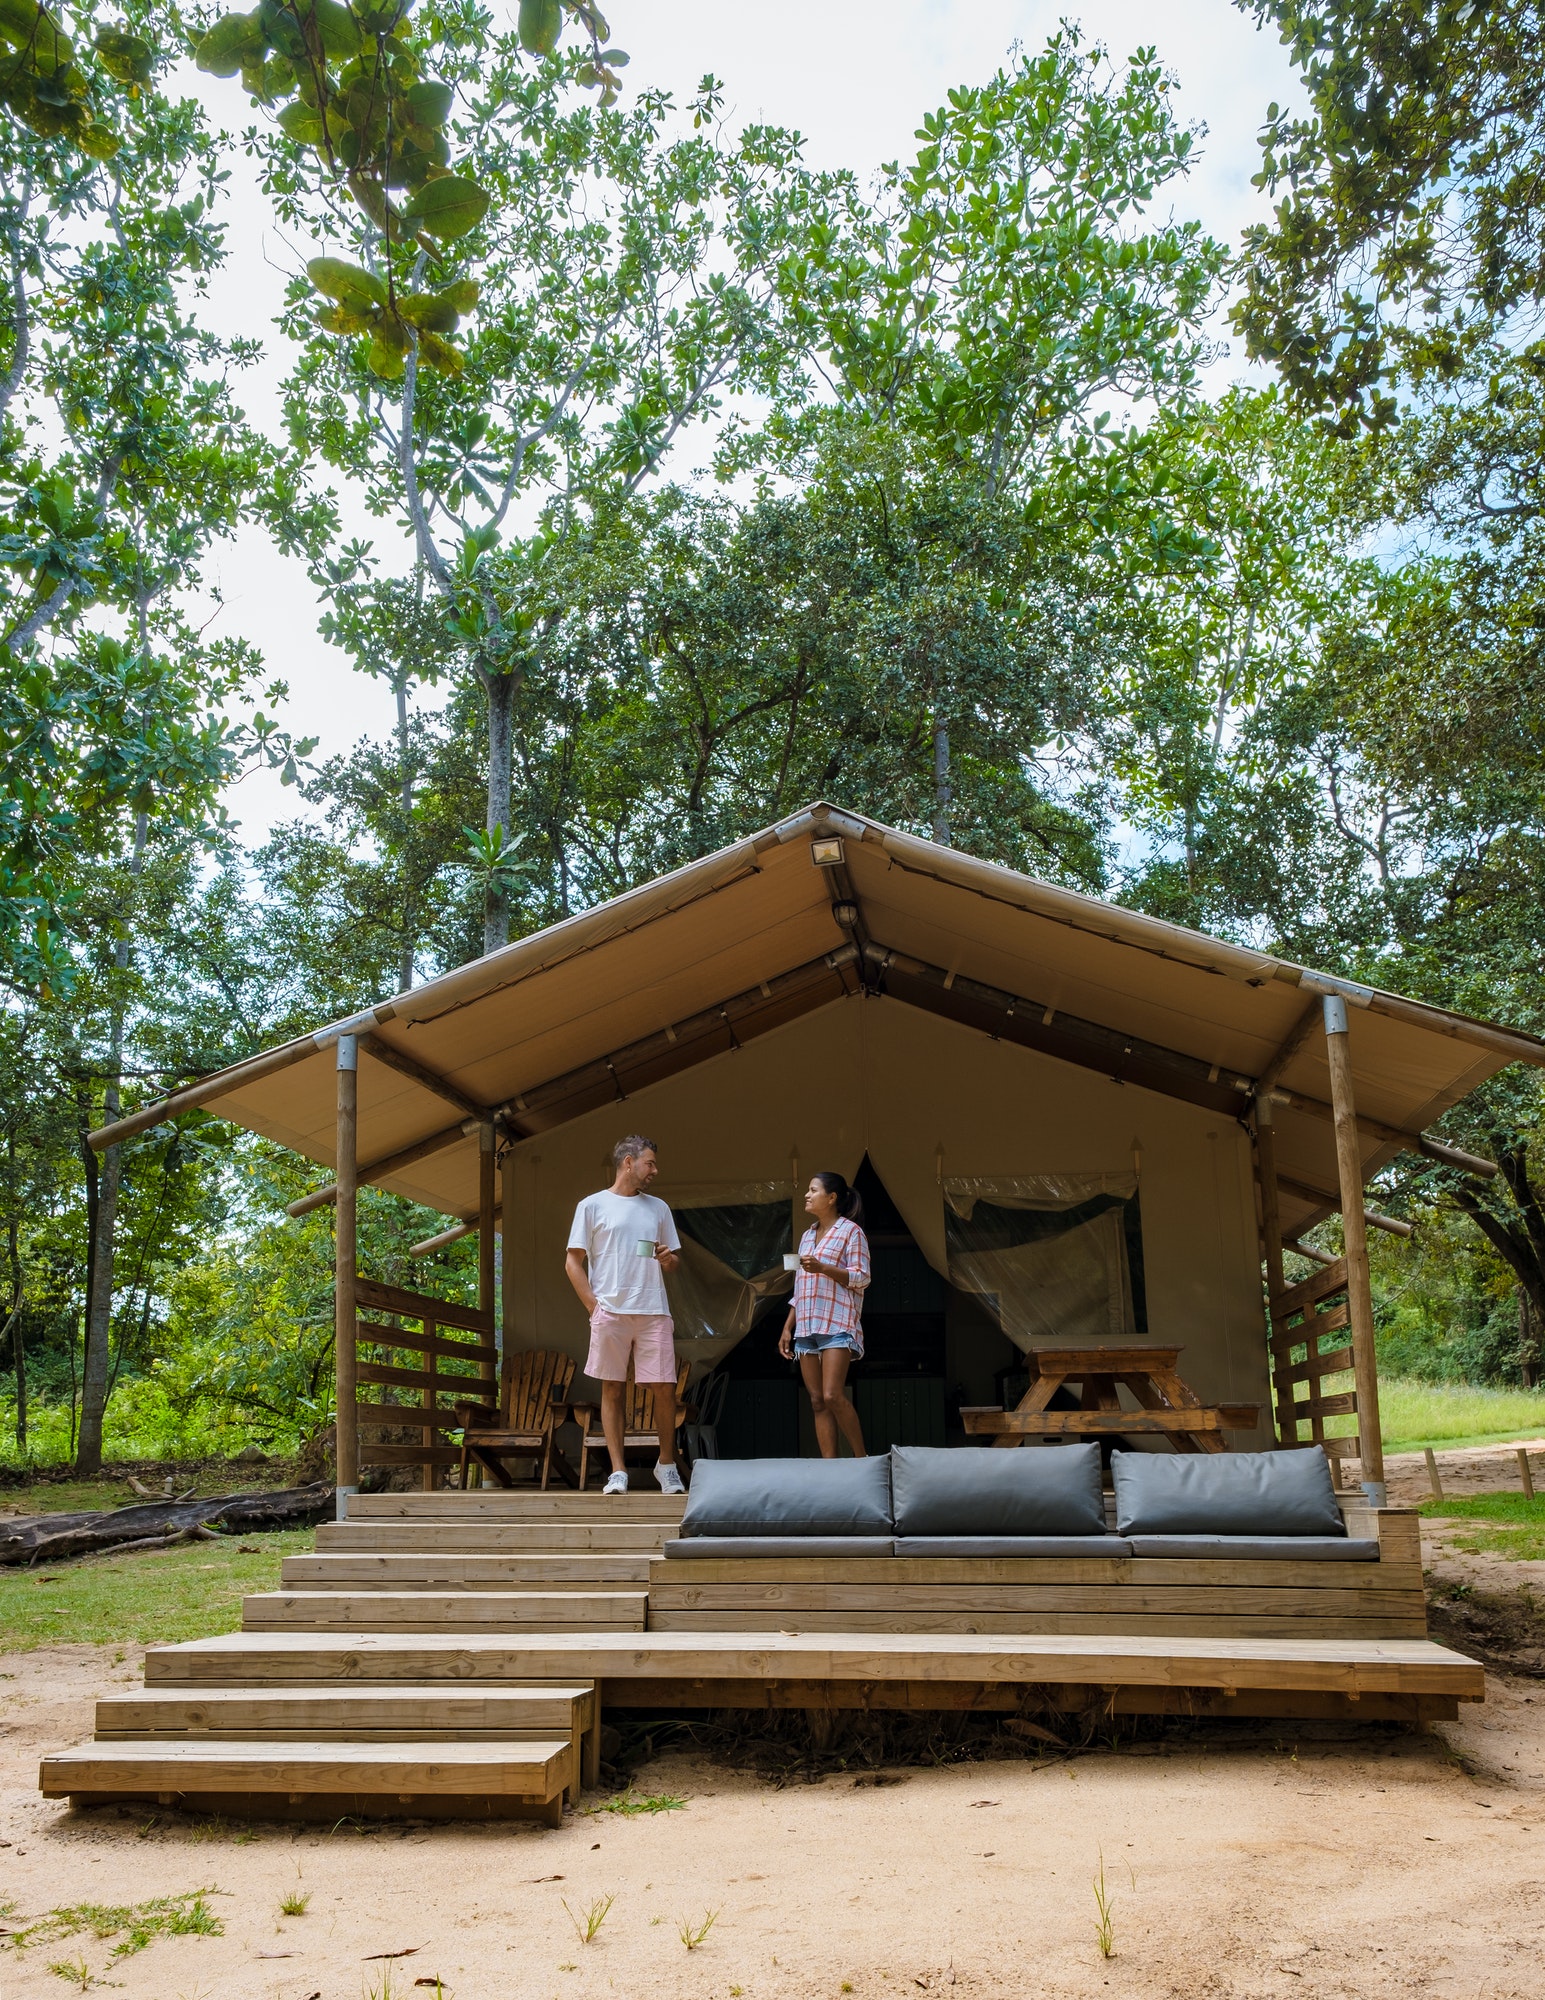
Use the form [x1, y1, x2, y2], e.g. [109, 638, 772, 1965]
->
[195, 0, 1301, 841]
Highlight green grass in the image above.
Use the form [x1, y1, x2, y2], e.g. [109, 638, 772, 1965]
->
[1378, 1377, 1545, 1454]
[580, 1791, 689, 1817]
[1418, 1492, 1545, 1560]
[3, 1888, 222, 1958]
[0, 1528, 315, 1649]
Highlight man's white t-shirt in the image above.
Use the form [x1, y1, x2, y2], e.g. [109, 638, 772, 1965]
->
[567, 1190, 681, 1315]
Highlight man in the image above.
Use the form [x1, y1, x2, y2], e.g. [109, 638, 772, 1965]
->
[565, 1135, 685, 1495]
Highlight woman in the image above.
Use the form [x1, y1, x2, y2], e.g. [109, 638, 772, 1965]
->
[778, 1171, 871, 1458]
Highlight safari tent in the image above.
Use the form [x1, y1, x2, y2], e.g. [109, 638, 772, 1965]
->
[95, 800, 1545, 1506]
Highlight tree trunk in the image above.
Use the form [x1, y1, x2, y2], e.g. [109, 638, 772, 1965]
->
[932, 719, 952, 844]
[76, 809, 147, 1476]
[77, 1132, 119, 1475]
[396, 672, 415, 991]
[483, 665, 516, 956]
[5, 1135, 23, 1451]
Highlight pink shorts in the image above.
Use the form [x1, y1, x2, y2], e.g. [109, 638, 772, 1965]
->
[586, 1308, 677, 1384]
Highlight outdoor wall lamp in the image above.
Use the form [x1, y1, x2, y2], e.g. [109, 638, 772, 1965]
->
[831, 900, 860, 928]
[810, 835, 846, 866]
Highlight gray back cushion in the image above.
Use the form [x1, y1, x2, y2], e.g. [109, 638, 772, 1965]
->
[1112, 1446, 1344, 1537]
[680, 1456, 893, 1537]
[891, 1443, 1105, 1537]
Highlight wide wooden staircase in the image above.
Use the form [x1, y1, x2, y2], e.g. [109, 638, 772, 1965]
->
[40, 1486, 1486, 1822]
[40, 1491, 685, 1823]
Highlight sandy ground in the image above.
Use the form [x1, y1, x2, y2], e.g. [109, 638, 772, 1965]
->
[2, 1646, 1543, 1998]
[1383, 1438, 1545, 1510]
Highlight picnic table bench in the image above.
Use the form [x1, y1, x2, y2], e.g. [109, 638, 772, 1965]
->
[960, 1344, 1259, 1455]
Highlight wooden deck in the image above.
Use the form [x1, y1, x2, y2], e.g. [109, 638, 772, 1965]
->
[38, 1488, 1483, 1821]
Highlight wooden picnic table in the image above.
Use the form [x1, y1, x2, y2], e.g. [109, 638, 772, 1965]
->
[960, 1344, 1259, 1455]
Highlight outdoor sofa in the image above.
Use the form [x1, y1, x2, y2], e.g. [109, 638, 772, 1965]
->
[664, 1443, 1378, 1561]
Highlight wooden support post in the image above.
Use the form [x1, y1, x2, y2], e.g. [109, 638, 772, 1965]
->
[1323, 995, 1385, 1502]
[479, 1124, 497, 1324]
[1519, 1448, 1536, 1502]
[334, 1034, 359, 1521]
[500, 1139, 518, 1420]
[583, 1682, 603, 1790]
[1425, 1446, 1444, 1503]
[420, 1309, 437, 1494]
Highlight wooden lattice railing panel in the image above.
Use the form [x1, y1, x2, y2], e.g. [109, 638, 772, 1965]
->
[1268, 1255, 1361, 1477]
[351, 1276, 496, 1489]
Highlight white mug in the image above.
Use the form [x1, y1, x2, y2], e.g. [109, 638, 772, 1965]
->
[783, 1252, 801, 1272]
[636, 1238, 658, 1259]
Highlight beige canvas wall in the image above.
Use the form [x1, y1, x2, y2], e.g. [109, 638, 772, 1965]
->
[502, 993, 1273, 1442]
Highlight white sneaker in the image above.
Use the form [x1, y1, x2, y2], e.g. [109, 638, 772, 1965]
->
[654, 1463, 686, 1495]
[602, 1470, 629, 1495]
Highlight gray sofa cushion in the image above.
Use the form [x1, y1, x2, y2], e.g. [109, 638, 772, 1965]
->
[891, 1442, 1105, 1537]
[894, 1535, 1132, 1558]
[678, 1455, 893, 1538]
[663, 1536, 897, 1559]
[1128, 1534, 1377, 1561]
[1111, 1446, 1345, 1537]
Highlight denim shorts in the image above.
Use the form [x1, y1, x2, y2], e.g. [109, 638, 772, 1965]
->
[794, 1332, 861, 1355]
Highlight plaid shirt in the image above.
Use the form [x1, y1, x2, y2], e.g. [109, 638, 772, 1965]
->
[792, 1217, 871, 1353]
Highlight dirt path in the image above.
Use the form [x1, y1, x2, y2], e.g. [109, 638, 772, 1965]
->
[2, 1631, 1544, 2000]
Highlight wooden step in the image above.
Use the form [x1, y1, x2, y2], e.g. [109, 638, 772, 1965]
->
[96, 1684, 595, 1739]
[346, 1493, 686, 1521]
[41, 1737, 573, 1821]
[147, 1629, 1486, 1700]
[316, 1522, 676, 1554]
[281, 1553, 656, 1590]
[243, 1590, 649, 1632]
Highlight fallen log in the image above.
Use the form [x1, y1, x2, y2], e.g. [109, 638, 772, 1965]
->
[0, 1482, 334, 1566]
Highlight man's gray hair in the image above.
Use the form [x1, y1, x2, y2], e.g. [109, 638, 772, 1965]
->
[612, 1134, 658, 1171]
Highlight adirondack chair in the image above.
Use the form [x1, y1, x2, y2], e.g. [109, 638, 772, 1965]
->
[456, 1349, 576, 1490]
[573, 1360, 692, 1491]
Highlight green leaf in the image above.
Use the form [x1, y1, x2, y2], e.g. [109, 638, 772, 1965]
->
[396, 280, 476, 331]
[313, 0, 360, 59]
[94, 28, 154, 86]
[355, 0, 411, 30]
[400, 173, 489, 241]
[405, 78, 452, 127]
[366, 332, 407, 378]
[276, 98, 326, 145]
[416, 329, 464, 375]
[75, 119, 120, 157]
[397, 290, 457, 331]
[316, 301, 377, 334]
[195, 11, 265, 77]
[307, 256, 387, 310]
[0, 0, 70, 70]
[517, 0, 561, 57]
[257, 0, 308, 61]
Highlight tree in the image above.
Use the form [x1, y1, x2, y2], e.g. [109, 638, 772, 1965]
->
[1234, 0, 1545, 425]
[206, 2, 823, 951]
[762, 31, 1227, 833]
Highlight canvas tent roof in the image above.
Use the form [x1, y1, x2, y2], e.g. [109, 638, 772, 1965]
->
[98, 802, 1543, 1242]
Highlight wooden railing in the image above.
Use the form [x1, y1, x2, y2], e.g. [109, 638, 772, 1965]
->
[350, 1277, 497, 1491]
[1268, 1256, 1360, 1484]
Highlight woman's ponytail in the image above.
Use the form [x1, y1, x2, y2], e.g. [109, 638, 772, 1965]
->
[812, 1170, 864, 1229]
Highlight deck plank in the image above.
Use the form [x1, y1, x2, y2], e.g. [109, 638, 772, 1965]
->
[40, 1737, 573, 1796]
[143, 1629, 1484, 1697]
